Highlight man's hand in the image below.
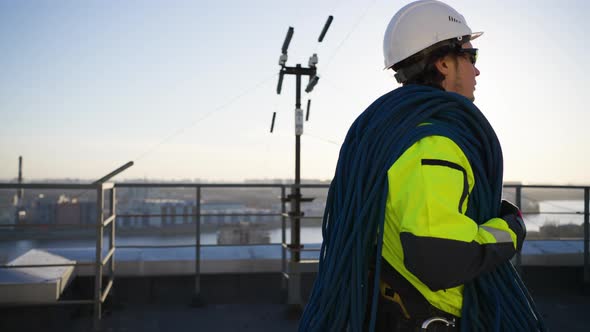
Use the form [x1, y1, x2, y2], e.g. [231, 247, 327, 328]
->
[500, 199, 526, 251]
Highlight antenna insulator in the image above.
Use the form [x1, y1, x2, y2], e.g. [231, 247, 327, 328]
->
[308, 53, 318, 68]
[279, 54, 288, 66]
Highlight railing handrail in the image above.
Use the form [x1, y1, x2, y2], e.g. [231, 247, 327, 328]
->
[0, 183, 101, 190]
[504, 184, 590, 189]
[114, 183, 287, 188]
[1, 182, 588, 189]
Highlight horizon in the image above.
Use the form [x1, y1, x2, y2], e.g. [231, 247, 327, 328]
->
[0, 172, 586, 186]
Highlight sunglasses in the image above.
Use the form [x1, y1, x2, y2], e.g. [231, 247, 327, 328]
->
[457, 48, 478, 65]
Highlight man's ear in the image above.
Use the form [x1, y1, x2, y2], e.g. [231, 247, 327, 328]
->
[434, 55, 452, 77]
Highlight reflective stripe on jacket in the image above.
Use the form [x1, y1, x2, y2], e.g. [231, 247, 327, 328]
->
[381, 135, 518, 317]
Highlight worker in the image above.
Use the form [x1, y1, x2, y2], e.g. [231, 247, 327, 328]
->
[374, 0, 526, 331]
[299, 1, 542, 331]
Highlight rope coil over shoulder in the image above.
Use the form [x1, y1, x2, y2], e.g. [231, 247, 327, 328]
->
[298, 85, 546, 332]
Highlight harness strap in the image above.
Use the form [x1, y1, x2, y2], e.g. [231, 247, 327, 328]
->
[371, 259, 460, 331]
[379, 280, 411, 319]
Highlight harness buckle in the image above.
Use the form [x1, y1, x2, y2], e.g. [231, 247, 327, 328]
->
[421, 316, 456, 331]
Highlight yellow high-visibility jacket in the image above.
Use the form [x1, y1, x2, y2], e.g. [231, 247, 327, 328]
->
[381, 135, 519, 317]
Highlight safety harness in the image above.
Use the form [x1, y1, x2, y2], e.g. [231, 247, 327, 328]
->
[298, 85, 546, 331]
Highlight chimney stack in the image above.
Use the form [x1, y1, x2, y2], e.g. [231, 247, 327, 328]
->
[17, 156, 23, 200]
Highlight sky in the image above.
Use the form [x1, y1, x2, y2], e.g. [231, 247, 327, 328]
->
[0, 0, 588, 184]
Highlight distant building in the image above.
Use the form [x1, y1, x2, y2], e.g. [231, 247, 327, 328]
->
[55, 201, 81, 225]
[115, 197, 280, 229]
[13, 194, 99, 226]
[28, 195, 57, 225]
[217, 221, 271, 245]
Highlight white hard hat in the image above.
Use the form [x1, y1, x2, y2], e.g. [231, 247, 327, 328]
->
[383, 0, 482, 70]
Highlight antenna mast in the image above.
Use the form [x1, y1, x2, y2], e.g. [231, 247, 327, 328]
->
[273, 15, 333, 307]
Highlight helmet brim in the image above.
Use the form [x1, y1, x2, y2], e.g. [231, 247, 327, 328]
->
[470, 31, 484, 41]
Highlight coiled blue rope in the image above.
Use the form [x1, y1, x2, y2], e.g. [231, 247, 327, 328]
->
[298, 85, 546, 331]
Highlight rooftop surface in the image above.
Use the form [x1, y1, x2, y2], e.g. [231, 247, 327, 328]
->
[1, 265, 590, 332]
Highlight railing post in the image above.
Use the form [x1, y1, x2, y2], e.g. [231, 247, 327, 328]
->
[192, 186, 203, 306]
[584, 187, 589, 294]
[109, 187, 116, 287]
[281, 186, 287, 295]
[288, 183, 303, 307]
[515, 186, 523, 274]
[93, 184, 105, 331]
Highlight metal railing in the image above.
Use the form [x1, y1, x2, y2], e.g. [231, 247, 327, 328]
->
[112, 182, 328, 306]
[112, 182, 306, 302]
[113, 183, 590, 304]
[503, 184, 590, 282]
[0, 182, 116, 331]
[1, 182, 589, 316]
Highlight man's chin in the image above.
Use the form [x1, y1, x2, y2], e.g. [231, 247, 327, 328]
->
[461, 92, 475, 102]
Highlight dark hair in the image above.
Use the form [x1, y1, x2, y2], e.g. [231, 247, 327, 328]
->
[401, 49, 453, 89]
[392, 37, 468, 89]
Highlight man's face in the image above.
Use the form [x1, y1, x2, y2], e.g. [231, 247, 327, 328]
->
[440, 42, 480, 101]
